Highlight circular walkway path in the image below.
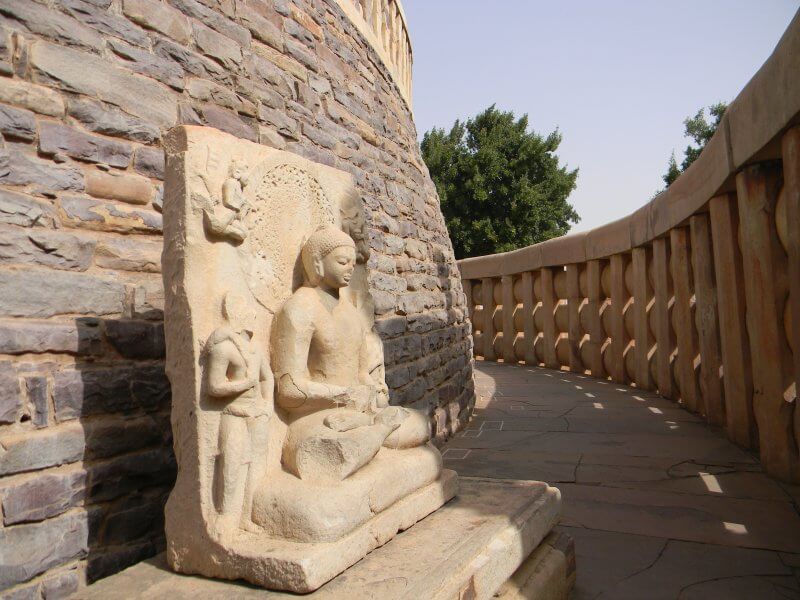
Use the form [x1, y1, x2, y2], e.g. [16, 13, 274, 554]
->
[443, 362, 800, 599]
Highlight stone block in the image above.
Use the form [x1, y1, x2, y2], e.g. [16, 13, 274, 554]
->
[85, 169, 153, 204]
[288, 5, 323, 41]
[95, 237, 161, 272]
[252, 41, 308, 81]
[187, 78, 257, 116]
[383, 334, 422, 364]
[0, 146, 84, 193]
[0, 423, 84, 475]
[101, 496, 165, 545]
[25, 375, 48, 427]
[302, 121, 337, 149]
[3, 582, 40, 600]
[238, 4, 282, 50]
[121, 0, 191, 44]
[132, 279, 164, 319]
[68, 97, 160, 144]
[198, 105, 257, 142]
[257, 125, 286, 149]
[0, 361, 21, 423]
[193, 22, 242, 71]
[0, 269, 125, 318]
[155, 38, 228, 84]
[170, 0, 250, 46]
[59, 195, 162, 233]
[284, 18, 315, 46]
[373, 315, 406, 338]
[397, 291, 432, 315]
[0, 0, 103, 51]
[133, 146, 165, 179]
[0, 189, 59, 228]
[369, 271, 407, 294]
[103, 319, 165, 359]
[130, 364, 170, 407]
[285, 37, 318, 72]
[59, 0, 150, 48]
[85, 414, 166, 460]
[107, 39, 185, 91]
[86, 448, 176, 503]
[41, 569, 80, 600]
[0, 224, 95, 271]
[30, 41, 177, 128]
[53, 363, 169, 420]
[52, 367, 131, 421]
[258, 104, 299, 139]
[2, 470, 87, 525]
[0, 105, 36, 141]
[0, 78, 65, 116]
[370, 289, 396, 315]
[0, 512, 89, 588]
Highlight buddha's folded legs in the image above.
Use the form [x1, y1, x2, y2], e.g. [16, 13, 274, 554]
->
[377, 407, 432, 449]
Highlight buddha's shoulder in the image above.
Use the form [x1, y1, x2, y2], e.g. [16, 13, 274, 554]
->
[280, 287, 321, 314]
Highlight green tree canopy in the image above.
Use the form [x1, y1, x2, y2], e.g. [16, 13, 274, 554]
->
[421, 105, 579, 260]
[663, 102, 728, 187]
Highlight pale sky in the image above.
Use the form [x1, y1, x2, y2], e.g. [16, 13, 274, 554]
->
[403, 1, 799, 233]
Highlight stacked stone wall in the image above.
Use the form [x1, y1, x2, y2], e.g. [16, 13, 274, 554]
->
[0, 0, 475, 596]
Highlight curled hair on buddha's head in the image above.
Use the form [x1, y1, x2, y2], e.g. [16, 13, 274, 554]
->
[301, 225, 356, 285]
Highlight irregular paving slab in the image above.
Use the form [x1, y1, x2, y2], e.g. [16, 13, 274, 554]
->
[451, 363, 800, 598]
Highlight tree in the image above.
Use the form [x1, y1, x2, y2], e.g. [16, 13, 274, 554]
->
[663, 102, 728, 187]
[421, 105, 579, 260]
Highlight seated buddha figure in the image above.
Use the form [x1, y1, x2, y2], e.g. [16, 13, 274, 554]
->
[270, 225, 431, 484]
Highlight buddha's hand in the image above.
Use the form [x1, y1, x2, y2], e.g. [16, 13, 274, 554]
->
[344, 385, 374, 412]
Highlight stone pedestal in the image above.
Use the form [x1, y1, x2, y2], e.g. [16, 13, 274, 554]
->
[76, 477, 573, 600]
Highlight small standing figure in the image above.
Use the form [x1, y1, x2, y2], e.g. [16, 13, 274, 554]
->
[202, 161, 250, 243]
[205, 291, 273, 537]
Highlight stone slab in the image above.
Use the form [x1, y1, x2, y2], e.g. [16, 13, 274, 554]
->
[76, 477, 563, 599]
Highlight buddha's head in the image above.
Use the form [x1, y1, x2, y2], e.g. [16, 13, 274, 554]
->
[301, 226, 357, 289]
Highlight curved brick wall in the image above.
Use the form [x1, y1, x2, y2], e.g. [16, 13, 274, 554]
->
[0, 0, 475, 596]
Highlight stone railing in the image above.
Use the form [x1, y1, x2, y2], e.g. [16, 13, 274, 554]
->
[458, 11, 800, 483]
[334, 0, 413, 108]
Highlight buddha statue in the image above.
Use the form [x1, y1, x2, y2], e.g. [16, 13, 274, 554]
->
[270, 225, 431, 483]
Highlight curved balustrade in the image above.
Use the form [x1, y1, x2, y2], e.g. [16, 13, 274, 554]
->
[457, 11, 800, 483]
[334, 0, 413, 108]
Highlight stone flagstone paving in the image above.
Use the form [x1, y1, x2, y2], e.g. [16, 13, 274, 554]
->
[443, 362, 800, 599]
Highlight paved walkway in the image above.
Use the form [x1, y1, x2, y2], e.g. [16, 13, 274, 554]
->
[442, 362, 800, 600]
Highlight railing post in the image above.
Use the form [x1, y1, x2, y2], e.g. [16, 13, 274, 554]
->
[540, 268, 559, 369]
[501, 275, 517, 363]
[566, 264, 584, 373]
[782, 127, 800, 421]
[709, 194, 755, 447]
[670, 227, 700, 412]
[690, 213, 725, 425]
[463, 279, 474, 324]
[521, 271, 537, 365]
[609, 254, 627, 384]
[585, 260, 605, 378]
[632, 247, 654, 390]
[652, 238, 675, 399]
[481, 277, 497, 361]
[737, 163, 799, 481]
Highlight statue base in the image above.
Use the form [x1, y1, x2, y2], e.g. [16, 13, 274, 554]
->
[76, 477, 571, 599]
[167, 468, 458, 593]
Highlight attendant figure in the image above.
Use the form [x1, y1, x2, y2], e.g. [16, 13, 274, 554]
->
[205, 291, 273, 536]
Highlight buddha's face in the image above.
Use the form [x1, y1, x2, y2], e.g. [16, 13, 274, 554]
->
[319, 246, 356, 289]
